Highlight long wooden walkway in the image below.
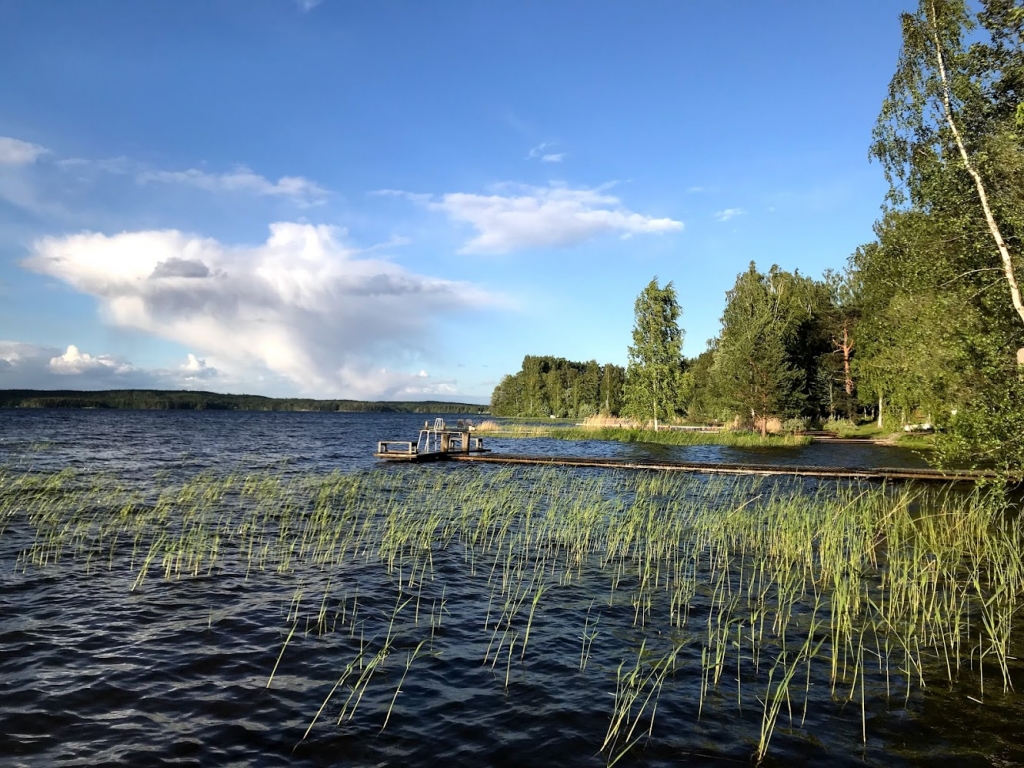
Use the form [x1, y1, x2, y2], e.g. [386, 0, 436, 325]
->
[443, 452, 993, 483]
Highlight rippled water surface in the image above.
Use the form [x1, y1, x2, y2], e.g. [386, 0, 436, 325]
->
[1, 410, 1021, 767]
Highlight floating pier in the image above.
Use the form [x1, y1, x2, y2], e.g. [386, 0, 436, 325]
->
[375, 418, 489, 462]
[375, 422, 992, 482]
[444, 453, 993, 483]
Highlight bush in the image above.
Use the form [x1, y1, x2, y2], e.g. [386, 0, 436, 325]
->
[821, 417, 858, 436]
[781, 417, 810, 434]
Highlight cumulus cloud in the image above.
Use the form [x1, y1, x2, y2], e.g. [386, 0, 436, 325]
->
[0, 341, 220, 390]
[49, 344, 133, 375]
[0, 136, 49, 165]
[21, 223, 497, 396]
[138, 167, 328, 206]
[181, 353, 218, 382]
[714, 208, 746, 222]
[381, 183, 682, 254]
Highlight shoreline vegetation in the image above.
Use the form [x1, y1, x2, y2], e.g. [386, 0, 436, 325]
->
[474, 415, 934, 451]
[0, 389, 489, 414]
[475, 419, 813, 448]
[488, 0, 1024, 476]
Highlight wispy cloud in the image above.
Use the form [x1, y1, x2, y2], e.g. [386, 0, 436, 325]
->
[138, 167, 329, 206]
[294, 0, 323, 12]
[21, 223, 500, 397]
[381, 183, 682, 254]
[714, 208, 746, 222]
[0, 136, 49, 165]
[0, 133, 332, 217]
[527, 143, 566, 163]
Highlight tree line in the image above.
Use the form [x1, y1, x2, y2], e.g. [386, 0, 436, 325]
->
[493, 0, 1024, 470]
[0, 390, 489, 414]
[490, 357, 626, 418]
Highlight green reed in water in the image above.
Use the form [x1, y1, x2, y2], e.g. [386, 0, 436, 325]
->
[0, 463, 1021, 764]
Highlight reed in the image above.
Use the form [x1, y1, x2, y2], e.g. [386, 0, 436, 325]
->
[1, 462, 1021, 762]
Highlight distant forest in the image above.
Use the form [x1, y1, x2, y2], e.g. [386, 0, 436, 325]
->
[0, 390, 489, 414]
[490, 356, 626, 418]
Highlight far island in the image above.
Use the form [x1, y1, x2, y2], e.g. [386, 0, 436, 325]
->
[0, 389, 489, 414]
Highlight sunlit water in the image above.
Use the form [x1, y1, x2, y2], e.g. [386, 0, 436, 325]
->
[1, 410, 1020, 767]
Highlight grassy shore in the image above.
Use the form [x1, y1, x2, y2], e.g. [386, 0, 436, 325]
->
[475, 421, 812, 447]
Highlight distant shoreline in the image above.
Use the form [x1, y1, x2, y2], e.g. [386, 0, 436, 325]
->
[0, 389, 489, 414]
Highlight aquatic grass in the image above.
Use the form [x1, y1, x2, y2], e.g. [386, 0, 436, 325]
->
[1, 462, 1022, 761]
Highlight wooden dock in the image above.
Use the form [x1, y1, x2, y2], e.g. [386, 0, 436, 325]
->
[444, 453, 992, 483]
[374, 420, 991, 482]
[375, 418, 490, 462]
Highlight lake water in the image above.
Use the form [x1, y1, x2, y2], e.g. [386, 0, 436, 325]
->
[1, 410, 1020, 767]
[0, 409, 932, 477]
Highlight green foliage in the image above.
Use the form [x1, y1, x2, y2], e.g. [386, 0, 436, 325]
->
[856, 0, 1024, 473]
[678, 347, 721, 422]
[489, 356, 625, 418]
[711, 264, 813, 435]
[622, 278, 685, 428]
[492, 424, 812, 448]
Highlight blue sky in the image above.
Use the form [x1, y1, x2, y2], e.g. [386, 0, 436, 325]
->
[0, 0, 913, 402]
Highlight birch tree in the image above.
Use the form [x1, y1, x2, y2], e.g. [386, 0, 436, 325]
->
[622, 278, 684, 430]
[872, 0, 1024, 335]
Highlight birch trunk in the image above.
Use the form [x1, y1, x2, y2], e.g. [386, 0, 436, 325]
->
[928, 0, 1024, 330]
[842, 324, 854, 396]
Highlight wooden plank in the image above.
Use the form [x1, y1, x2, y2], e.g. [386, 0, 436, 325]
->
[444, 453, 991, 483]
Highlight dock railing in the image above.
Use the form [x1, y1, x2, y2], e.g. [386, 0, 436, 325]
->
[377, 440, 417, 456]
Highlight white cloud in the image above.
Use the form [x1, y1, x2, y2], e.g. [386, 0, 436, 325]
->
[138, 167, 328, 206]
[49, 344, 133, 375]
[527, 143, 566, 163]
[21, 223, 499, 396]
[714, 208, 746, 222]
[181, 353, 219, 383]
[420, 183, 682, 254]
[295, 0, 323, 11]
[330, 365, 460, 400]
[0, 136, 48, 165]
[0, 341, 217, 390]
[0, 134, 332, 222]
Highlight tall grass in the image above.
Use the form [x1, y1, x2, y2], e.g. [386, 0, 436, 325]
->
[0, 462, 1020, 763]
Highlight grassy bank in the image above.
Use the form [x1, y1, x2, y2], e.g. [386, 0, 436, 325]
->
[822, 419, 936, 450]
[476, 421, 812, 447]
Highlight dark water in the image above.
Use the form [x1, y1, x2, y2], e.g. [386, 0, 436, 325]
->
[1, 410, 1020, 767]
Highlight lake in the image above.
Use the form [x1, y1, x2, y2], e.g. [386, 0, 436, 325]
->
[1, 410, 1021, 767]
